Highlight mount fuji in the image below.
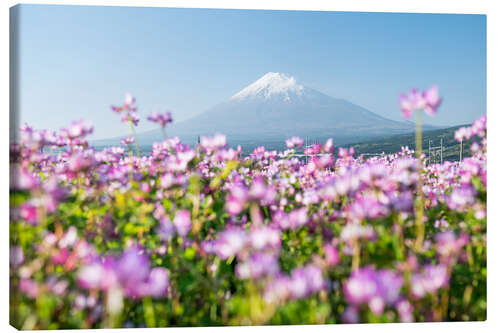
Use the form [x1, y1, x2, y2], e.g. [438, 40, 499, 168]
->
[98, 72, 427, 149]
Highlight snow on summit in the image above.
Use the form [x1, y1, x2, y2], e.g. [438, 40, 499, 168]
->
[231, 72, 305, 101]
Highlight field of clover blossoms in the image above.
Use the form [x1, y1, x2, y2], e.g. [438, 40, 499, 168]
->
[9, 87, 486, 329]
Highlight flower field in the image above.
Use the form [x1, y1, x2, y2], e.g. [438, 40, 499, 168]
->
[9, 90, 486, 329]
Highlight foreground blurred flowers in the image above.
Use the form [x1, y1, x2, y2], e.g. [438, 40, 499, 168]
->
[9, 93, 486, 329]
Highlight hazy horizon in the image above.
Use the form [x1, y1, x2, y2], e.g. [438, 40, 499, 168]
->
[12, 5, 486, 140]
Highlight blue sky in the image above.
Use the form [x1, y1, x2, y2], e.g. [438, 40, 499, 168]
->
[14, 4, 486, 140]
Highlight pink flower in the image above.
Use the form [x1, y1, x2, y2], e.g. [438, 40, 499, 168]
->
[10, 246, 24, 268]
[422, 85, 442, 115]
[20, 203, 38, 225]
[285, 136, 304, 149]
[52, 248, 71, 265]
[121, 111, 140, 126]
[411, 264, 449, 299]
[250, 227, 281, 251]
[324, 138, 334, 153]
[120, 137, 135, 145]
[226, 195, 245, 216]
[111, 93, 137, 113]
[147, 111, 173, 128]
[19, 278, 39, 298]
[214, 228, 248, 259]
[200, 133, 226, 152]
[62, 120, 94, 140]
[146, 267, 170, 298]
[399, 86, 441, 118]
[324, 243, 340, 266]
[173, 210, 191, 237]
[399, 93, 414, 119]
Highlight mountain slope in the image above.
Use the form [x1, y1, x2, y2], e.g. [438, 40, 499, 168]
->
[345, 124, 471, 162]
[96, 72, 434, 147]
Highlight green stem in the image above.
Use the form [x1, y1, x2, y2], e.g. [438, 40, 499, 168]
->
[161, 127, 167, 140]
[143, 297, 156, 328]
[414, 110, 425, 251]
[128, 118, 141, 157]
[352, 236, 360, 272]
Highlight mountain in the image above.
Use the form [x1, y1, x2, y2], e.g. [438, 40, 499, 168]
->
[95, 72, 435, 148]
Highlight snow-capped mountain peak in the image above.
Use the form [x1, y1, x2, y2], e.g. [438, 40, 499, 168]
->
[231, 72, 305, 101]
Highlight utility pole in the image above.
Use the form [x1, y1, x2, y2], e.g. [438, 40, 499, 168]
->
[305, 136, 308, 164]
[428, 140, 432, 164]
[440, 138, 443, 164]
[459, 140, 463, 162]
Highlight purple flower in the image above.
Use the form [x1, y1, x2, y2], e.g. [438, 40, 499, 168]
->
[77, 247, 170, 300]
[214, 228, 248, 259]
[157, 217, 175, 242]
[289, 268, 308, 299]
[47, 277, 69, 296]
[235, 252, 279, 279]
[146, 267, 169, 298]
[272, 210, 290, 229]
[411, 264, 449, 299]
[10, 246, 24, 268]
[389, 191, 414, 212]
[288, 264, 325, 299]
[249, 226, 281, 251]
[342, 306, 360, 323]
[340, 223, 376, 243]
[303, 264, 325, 292]
[396, 299, 414, 322]
[173, 210, 191, 237]
[264, 274, 291, 303]
[116, 247, 151, 296]
[343, 267, 379, 305]
[272, 208, 308, 230]
[447, 185, 477, 211]
[347, 196, 389, 223]
[343, 267, 403, 315]
[248, 178, 276, 204]
[147, 111, 173, 128]
[435, 231, 468, 258]
[121, 111, 140, 126]
[288, 207, 308, 229]
[67, 152, 96, 173]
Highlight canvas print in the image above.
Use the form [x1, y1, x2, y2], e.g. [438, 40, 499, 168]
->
[9, 4, 486, 329]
